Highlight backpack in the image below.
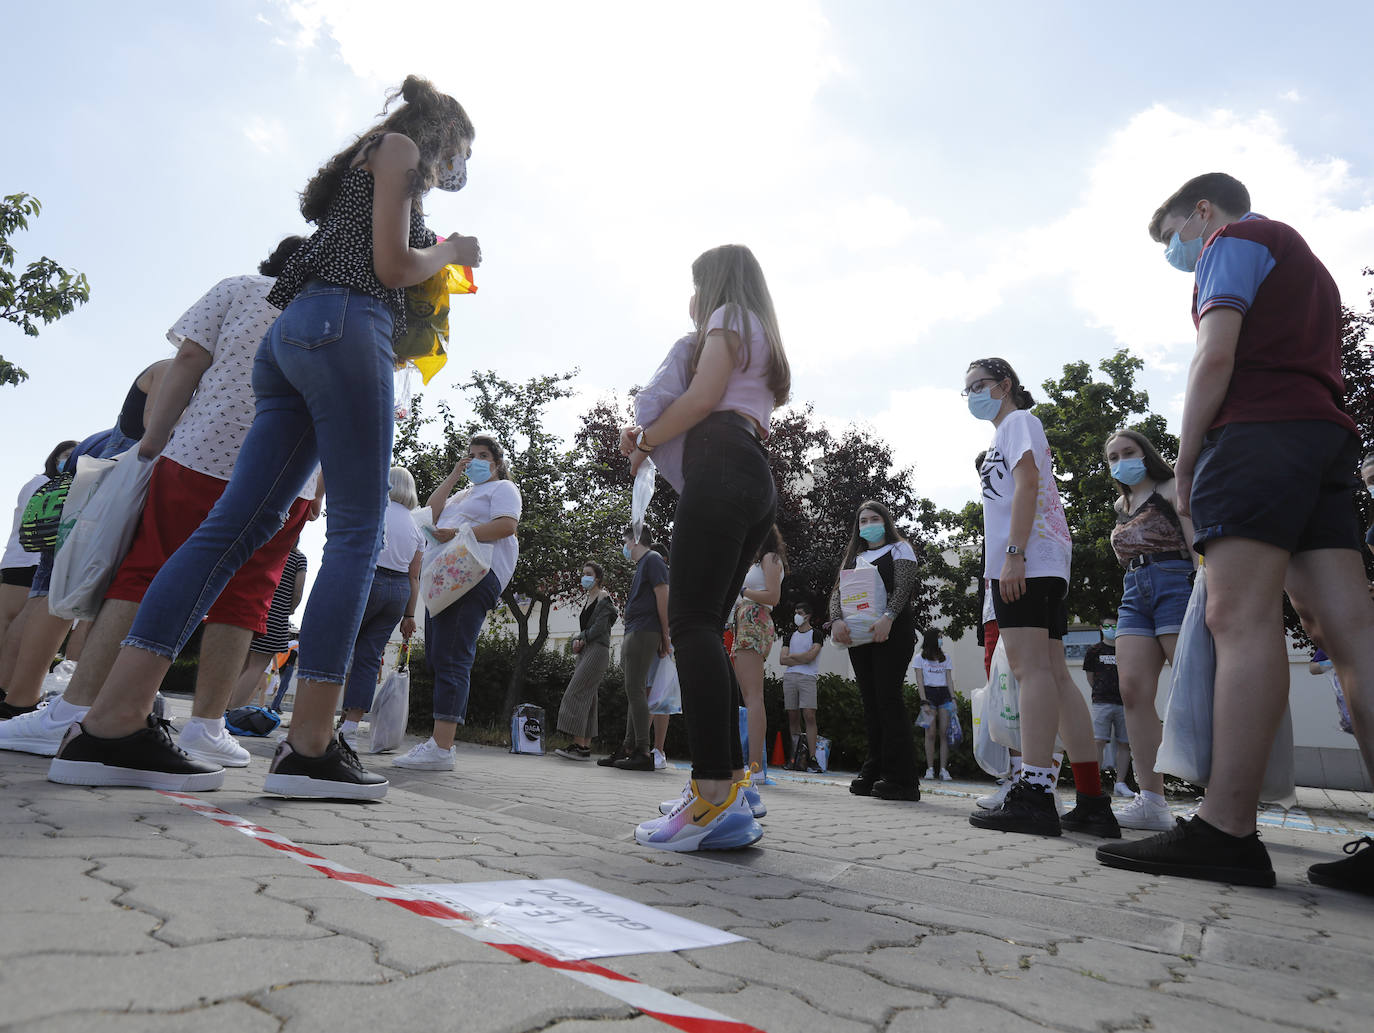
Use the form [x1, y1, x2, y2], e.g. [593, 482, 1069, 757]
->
[19, 472, 74, 552]
[224, 705, 281, 737]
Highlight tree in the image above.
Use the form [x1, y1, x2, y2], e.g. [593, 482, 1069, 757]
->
[394, 370, 627, 720]
[1, 194, 90, 387]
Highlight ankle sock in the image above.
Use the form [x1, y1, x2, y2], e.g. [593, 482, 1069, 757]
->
[1021, 763, 1056, 794]
[1141, 789, 1167, 808]
[1070, 761, 1103, 796]
[339, 720, 359, 736]
[1008, 757, 1023, 780]
[49, 698, 88, 724]
[186, 715, 226, 735]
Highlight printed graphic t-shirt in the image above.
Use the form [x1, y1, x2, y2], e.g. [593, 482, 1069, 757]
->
[980, 409, 1072, 582]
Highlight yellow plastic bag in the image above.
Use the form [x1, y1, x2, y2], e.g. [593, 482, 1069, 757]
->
[394, 263, 477, 384]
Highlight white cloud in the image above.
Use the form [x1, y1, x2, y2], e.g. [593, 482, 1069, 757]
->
[243, 115, 288, 154]
[871, 386, 990, 511]
[1280, 89, 1302, 102]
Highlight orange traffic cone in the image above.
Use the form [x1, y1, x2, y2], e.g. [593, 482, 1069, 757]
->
[770, 731, 786, 768]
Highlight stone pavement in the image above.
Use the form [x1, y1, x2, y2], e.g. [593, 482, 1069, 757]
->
[2, 710, 1373, 1033]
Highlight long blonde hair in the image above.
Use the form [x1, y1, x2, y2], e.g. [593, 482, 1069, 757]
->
[690, 245, 790, 406]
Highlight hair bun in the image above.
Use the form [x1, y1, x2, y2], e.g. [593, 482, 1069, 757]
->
[400, 74, 436, 107]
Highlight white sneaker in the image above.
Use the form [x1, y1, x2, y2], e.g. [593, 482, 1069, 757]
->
[660, 781, 694, 815]
[651, 747, 666, 770]
[178, 723, 251, 768]
[1113, 781, 1135, 798]
[924, 767, 935, 780]
[976, 778, 1012, 810]
[392, 738, 456, 770]
[1115, 792, 1174, 831]
[0, 703, 78, 757]
[939, 768, 952, 781]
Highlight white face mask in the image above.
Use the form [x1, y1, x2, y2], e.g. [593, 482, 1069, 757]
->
[436, 152, 467, 192]
[794, 614, 806, 627]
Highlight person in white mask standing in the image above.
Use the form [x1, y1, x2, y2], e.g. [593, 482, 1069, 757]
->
[780, 601, 824, 770]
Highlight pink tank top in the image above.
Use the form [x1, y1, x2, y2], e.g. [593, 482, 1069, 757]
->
[706, 305, 777, 435]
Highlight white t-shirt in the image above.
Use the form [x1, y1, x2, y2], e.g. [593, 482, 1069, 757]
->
[786, 628, 823, 676]
[858, 540, 917, 565]
[161, 275, 318, 499]
[916, 656, 953, 687]
[433, 479, 523, 591]
[1, 474, 46, 570]
[376, 500, 426, 573]
[979, 409, 1072, 581]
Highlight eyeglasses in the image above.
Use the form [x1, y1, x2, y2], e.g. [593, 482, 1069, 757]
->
[961, 377, 1000, 397]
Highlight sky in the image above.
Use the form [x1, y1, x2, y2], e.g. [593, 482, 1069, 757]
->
[5, 0, 1374, 607]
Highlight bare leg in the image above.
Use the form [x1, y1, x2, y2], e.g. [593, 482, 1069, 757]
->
[81, 646, 173, 737]
[285, 679, 345, 755]
[433, 717, 458, 751]
[1117, 741, 1134, 787]
[734, 648, 767, 772]
[803, 709, 818, 756]
[787, 708, 801, 751]
[5, 601, 74, 706]
[1195, 538, 1290, 836]
[999, 626, 1058, 768]
[1116, 633, 1173, 796]
[190, 624, 255, 719]
[64, 621, 92, 662]
[0, 584, 29, 646]
[651, 713, 669, 754]
[0, 597, 33, 686]
[63, 600, 139, 707]
[1047, 639, 1097, 762]
[923, 718, 938, 770]
[228, 651, 271, 710]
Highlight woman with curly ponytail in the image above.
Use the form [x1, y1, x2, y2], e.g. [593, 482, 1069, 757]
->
[59, 77, 481, 802]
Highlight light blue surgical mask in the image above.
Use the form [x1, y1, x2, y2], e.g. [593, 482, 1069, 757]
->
[1103, 626, 1117, 642]
[858, 523, 885, 545]
[1111, 458, 1147, 485]
[1164, 211, 1206, 273]
[966, 388, 1002, 421]
[580, 575, 596, 590]
[622, 543, 634, 562]
[466, 459, 492, 484]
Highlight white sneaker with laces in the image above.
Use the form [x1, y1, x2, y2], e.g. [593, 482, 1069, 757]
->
[924, 767, 935, 780]
[178, 722, 251, 768]
[939, 768, 952, 781]
[976, 778, 1012, 810]
[0, 702, 77, 756]
[660, 781, 694, 815]
[392, 738, 456, 770]
[1113, 781, 1135, 798]
[1114, 792, 1174, 831]
[651, 747, 666, 770]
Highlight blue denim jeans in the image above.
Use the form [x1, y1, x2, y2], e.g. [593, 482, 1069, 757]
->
[342, 567, 411, 713]
[425, 569, 502, 724]
[125, 283, 396, 683]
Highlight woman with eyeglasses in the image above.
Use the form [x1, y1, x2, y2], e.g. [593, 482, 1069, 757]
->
[1102, 429, 1196, 831]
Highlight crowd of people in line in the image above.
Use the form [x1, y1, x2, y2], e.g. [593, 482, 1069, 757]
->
[0, 75, 1370, 896]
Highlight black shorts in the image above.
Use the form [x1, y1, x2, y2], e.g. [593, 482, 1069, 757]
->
[990, 576, 1069, 639]
[1191, 421, 1361, 555]
[924, 685, 952, 707]
[0, 566, 37, 588]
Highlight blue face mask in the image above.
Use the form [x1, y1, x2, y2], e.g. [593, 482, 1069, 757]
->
[622, 544, 634, 562]
[966, 388, 1003, 421]
[1111, 458, 1147, 485]
[1164, 211, 1206, 272]
[858, 523, 885, 545]
[466, 459, 492, 484]
[580, 575, 596, 590]
[1103, 626, 1117, 642]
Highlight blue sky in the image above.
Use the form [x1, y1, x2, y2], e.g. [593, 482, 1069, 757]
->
[5, 1, 1374, 602]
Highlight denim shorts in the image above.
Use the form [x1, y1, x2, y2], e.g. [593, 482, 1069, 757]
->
[1092, 702, 1128, 743]
[1117, 558, 1192, 638]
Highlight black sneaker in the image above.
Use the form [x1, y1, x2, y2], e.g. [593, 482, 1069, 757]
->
[0, 697, 40, 720]
[614, 749, 655, 772]
[597, 746, 630, 767]
[1096, 815, 1275, 888]
[806, 760, 823, 774]
[1307, 836, 1374, 896]
[1060, 791, 1122, 838]
[969, 780, 1062, 837]
[554, 744, 592, 761]
[872, 779, 921, 802]
[48, 716, 224, 791]
[263, 733, 388, 800]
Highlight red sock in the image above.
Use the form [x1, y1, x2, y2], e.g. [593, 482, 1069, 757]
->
[1070, 761, 1103, 796]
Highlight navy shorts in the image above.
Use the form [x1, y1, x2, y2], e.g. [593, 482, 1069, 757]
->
[990, 576, 1068, 639]
[1192, 421, 1361, 555]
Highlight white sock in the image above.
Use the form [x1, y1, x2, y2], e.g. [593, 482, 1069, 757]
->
[187, 716, 225, 736]
[1009, 757, 1023, 779]
[1141, 790, 1167, 808]
[339, 720, 359, 736]
[1021, 763, 1057, 794]
[49, 697, 89, 724]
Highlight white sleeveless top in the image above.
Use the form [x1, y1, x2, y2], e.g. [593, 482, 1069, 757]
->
[741, 563, 772, 610]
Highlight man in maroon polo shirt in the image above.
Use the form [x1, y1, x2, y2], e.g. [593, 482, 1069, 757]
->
[1096, 173, 1374, 894]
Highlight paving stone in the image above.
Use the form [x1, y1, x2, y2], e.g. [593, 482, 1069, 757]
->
[6, 1000, 283, 1033]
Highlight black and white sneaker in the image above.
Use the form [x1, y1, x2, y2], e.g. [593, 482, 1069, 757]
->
[48, 716, 225, 791]
[264, 733, 388, 800]
[969, 779, 1062, 837]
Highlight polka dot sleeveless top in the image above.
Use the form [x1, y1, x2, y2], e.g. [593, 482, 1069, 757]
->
[267, 164, 437, 340]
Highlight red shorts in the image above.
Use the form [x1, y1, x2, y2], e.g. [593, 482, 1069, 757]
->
[105, 458, 312, 634]
[983, 620, 1000, 678]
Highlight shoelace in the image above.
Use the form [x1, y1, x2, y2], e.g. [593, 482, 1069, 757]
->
[1341, 836, 1374, 856]
[148, 715, 192, 757]
[333, 732, 366, 772]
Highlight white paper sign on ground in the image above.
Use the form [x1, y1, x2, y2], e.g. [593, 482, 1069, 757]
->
[404, 878, 745, 960]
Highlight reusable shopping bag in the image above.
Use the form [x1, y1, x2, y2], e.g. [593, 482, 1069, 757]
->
[393, 260, 477, 384]
[369, 665, 411, 754]
[985, 638, 1021, 750]
[972, 685, 1011, 778]
[49, 449, 155, 620]
[18, 471, 73, 552]
[421, 523, 493, 616]
[510, 703, 546, 755]
[633, 333, 696, 493]
[1154, 567, 1297, 805]
[915, 707, 933, 729]
[837, 559, 885, 648]
[225, 705, 281, 737]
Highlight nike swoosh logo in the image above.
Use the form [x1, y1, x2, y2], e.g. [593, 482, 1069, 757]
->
[690, 804, 714, 823]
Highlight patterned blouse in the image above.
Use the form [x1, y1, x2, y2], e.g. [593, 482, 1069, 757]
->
[267, 165, 437, 340]
[1110, 491, 1189, 567]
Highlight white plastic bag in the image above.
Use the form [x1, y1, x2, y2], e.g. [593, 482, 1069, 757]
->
[1155, 567, 1297, 805]
[41, 657, 77, 702]
[837, 560, 885, 648]
[986, 638, 1021, 750]
[49, 448, 156, 620]
[421, 523, 493, 615]
[631, 456, 657, 544]
[647, 652, 681, 715]
[369, 668, 410, 754]
[972, 685, 1011, 777]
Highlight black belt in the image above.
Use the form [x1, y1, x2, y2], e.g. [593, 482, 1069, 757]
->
[1126, 549, 1190, 571]
[703, 409, 765, 441]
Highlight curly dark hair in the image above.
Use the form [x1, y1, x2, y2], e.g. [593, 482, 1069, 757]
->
[299, 75, 475, 225]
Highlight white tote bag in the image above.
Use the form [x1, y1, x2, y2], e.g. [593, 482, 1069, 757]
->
[985, 638, 1021, 750]
[421, 523, 494, 616]
[837, 559, 886, 647]
[49, 449, 156, 620]
[369, 669, 411, 754]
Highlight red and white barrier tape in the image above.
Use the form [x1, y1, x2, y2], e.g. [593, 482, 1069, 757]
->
[159, 791, 763, 1033]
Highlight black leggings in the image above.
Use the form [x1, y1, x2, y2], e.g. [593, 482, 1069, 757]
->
[849, 612, 918, 786]
[669, 413, 777, 781]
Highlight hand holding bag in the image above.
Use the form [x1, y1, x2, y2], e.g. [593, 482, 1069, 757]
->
[837, 559, 886, 648]
[369, 658, 411, 755]
[422, 523, 493, 616]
